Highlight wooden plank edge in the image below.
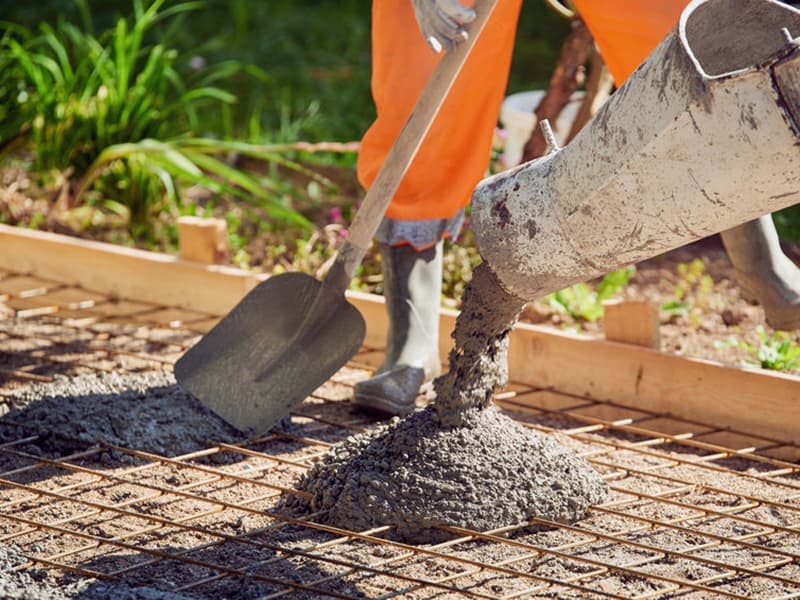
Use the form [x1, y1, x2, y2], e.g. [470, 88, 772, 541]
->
[509, 323, 800, 446]
[1, 224, 798, 446]
[0, 224, 255, 315]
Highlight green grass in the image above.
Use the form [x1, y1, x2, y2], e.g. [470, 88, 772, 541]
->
[6, 0, 569, 147]
[1, 0, 325, 242]
[1, 0, 238, 175]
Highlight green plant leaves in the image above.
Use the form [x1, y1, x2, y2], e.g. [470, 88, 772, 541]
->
[754, 327, 800, 371]
[2, 0, 312, 239]
[548, 266, 634, 323]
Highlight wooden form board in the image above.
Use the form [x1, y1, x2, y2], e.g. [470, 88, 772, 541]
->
[0, 225, 254, 316]
[1, 224, 798, 445]
[508, 325, 800, 445]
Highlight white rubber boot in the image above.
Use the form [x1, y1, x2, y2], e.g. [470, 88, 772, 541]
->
[721, 216, 800, 330]
[354, 242, 442, 416]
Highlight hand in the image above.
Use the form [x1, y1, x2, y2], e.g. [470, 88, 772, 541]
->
[411, 0, 476, 54]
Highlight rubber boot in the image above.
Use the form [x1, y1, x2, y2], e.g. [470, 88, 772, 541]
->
[721, 216, 800, 330]
[354, 242, 443, 416]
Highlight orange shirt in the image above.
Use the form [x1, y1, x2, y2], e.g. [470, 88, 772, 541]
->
[573, 0, 687, 83]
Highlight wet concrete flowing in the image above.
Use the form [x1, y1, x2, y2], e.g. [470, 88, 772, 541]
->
[432, 263, 528, 426]
[296, 263, 608, 543]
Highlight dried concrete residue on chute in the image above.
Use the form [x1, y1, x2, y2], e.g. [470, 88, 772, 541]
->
[292, 264, 608, 543]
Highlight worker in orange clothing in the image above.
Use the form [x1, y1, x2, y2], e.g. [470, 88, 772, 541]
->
[353, 0, 523, 417]
[353, 0, 800, 417]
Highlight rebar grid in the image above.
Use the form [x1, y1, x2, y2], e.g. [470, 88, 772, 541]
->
[1, 272, 799, 598]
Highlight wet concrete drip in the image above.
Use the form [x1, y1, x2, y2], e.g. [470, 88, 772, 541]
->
[295, 262, 608, 543]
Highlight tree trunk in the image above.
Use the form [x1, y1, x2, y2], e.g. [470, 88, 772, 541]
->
[521, 18, 593, 162]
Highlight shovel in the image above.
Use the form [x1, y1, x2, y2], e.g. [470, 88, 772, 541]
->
[175, 0, 498, 434]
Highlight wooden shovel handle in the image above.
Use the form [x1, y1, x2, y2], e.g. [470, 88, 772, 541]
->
[330, 0, 500, 285]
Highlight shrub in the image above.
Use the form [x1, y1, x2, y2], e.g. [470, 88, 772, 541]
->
[548, 266, 634, 322]
[0, 0, 309, 237]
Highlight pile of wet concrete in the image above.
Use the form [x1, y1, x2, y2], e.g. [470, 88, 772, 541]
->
[292, 404, 607, 543]
[294, 264, 608, 543]
[0, 371, 242, 458]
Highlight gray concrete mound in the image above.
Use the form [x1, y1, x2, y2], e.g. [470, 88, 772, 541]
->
[293, 405, 608, 544]
[0, 371, 242, 457]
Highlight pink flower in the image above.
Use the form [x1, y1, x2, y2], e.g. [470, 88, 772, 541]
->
[329, 206, 342, 224]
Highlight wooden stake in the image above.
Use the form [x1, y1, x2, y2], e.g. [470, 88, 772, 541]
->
[178, 216, 227, 265]
[603, 299, 661, 350]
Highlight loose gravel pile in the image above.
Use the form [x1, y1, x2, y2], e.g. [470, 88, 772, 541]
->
[294, 405, 608, 543]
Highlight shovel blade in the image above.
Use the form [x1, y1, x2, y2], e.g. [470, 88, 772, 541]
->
[175, 273, 366, 434]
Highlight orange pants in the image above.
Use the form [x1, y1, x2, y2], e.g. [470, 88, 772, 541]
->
[357, 0, 688, 234]
[572, 0, 687, 83]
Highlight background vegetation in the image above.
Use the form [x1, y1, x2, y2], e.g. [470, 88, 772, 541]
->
[2, 0, 798, 300]
[7, 0, 568, 144]
[1, 0, 569, 289]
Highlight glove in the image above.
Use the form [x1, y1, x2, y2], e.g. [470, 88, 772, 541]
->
[411, 0, 476, 54]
